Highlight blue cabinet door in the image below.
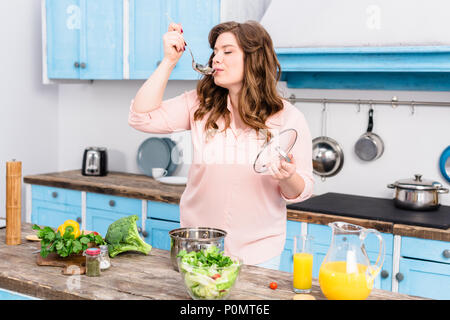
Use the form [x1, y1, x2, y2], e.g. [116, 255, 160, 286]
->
[129, 0, 164, 79]
[165, 0, 220, 79]
[80, 0, 123, 79]
[31, 200, 81, 229]
[46, 0, 81, 78]
[398, 257, 450, 300]
[145, 219, 180, 250]
[85, 193, 142, 237]
[46, 0, 123, 79]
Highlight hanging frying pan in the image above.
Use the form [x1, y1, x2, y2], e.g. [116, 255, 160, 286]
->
[355, 105, 384, 161]
[312, 102, 344, 180]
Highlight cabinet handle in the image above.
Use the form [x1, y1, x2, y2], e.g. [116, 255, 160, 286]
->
[109, 200, 116, 207]
[395, 272, 404, 282]
[142, 231, 148, 237]
[380, 270, 389, 279]
[74, 62, 80, 68]
[76, 217, 82, 223]
[80, 62, 86, 69]
[137, 227, 142, 233]
[51, 191, 58, 198]
[443, 249, 450, 258]
[156, 60, 161, 66]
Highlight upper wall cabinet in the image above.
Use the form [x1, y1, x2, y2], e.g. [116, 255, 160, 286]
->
[43, 0, 221, 81]
[128, 0, 220, 80]
[44, 0, 123, 80]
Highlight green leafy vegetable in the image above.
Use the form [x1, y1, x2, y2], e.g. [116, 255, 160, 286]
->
[32, 224, 106, 258]
[177, 246, 240, 299]
[104, 215, 152, 258]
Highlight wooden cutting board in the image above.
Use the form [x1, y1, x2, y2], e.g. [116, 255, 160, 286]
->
[36, 252, 86, 275]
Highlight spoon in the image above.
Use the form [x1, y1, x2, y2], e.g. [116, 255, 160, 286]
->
[165, 13, 215, 76]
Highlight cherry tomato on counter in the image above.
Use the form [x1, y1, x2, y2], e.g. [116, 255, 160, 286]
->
[269, 282, 278, 290]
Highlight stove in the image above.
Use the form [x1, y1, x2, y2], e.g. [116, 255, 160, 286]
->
[287, 192, 450, 229]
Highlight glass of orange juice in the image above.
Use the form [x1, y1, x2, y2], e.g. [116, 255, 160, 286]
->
[293, 234, 314, 293]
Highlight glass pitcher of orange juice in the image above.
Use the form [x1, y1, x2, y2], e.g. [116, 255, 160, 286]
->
[318, 222, 385, 300]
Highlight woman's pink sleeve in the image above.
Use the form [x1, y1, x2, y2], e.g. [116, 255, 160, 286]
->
[128, 90, 195, 134]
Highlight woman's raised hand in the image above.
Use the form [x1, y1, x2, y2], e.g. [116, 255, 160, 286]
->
[162, 23, 185, 65]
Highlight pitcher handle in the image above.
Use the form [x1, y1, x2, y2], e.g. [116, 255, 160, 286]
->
[360, 228, 385, 286]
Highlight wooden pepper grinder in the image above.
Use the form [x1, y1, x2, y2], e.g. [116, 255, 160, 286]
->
[6, 159, 21, 245]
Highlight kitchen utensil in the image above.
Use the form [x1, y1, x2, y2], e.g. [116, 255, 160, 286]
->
[26, 235, 41, 242]
[439, 146, 450, 183]
[36, 252, 86, 275]
[152, 168, 168, 179]
[388, 174, 449, 211]
[6, 160, 21, 245]
[166, 13, 215, 76]
[355, 105, 384, 161]
[156, 176, 188, 186]
[253, 128, 298, 174]
[137, 137, 171, 177]
[168, 227, 227, 271]
[82, 147, 108, 176]
[312, 103, 344, 180]
[318, 222, 385, 300]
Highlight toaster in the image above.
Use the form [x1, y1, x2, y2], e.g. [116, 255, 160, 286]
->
[82, 147, 108, 176]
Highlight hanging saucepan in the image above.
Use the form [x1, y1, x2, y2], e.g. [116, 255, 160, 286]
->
[355, 105, 384, 161]
[312, 102, 344, 180]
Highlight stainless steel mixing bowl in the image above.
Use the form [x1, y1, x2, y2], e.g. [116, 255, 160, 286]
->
[168, 227, 227, 271]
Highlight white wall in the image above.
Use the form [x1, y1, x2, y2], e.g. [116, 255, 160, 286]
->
[0, 1, 59, 220]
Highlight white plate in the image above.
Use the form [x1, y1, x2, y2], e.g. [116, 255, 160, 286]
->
[156, 176, 188, 186]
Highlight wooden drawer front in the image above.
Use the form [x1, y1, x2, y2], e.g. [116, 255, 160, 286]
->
[32, 185, 81, 206]
[86, 193, 141, 214]
[307, 223, 394, 255]
[401, 237, 450, 264]
[31, 200, 81, 229]
[398, 257, 450, 300]
[145, 219, 180, 250]
[147, 201, 180, 222]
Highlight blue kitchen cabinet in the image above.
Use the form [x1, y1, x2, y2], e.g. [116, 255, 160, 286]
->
[45, 0, 123, 79]
[145, 201, 181, 249]
[307, 223, 394, 291]
[85, 193, 142, 237]
[31, 185, 81, 229]
[128, 0, 164, 79]
[396, 236, 450, 299]
[279, 220, 302, 272]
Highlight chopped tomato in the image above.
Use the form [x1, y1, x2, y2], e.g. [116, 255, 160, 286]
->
[211, 274, 221, 280]
[269, 282, 278, 290]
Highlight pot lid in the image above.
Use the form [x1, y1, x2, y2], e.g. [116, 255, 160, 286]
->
[392, 174, 443, 190]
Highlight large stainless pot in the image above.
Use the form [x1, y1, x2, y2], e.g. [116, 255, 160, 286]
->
[168, 227, 227, 271]
[312, 102, 344, 180]
[387, 174, 449, 211]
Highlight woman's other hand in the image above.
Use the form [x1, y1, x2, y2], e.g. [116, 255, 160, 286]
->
[162, 22, 185, 65]
[268, 154, 296, 181]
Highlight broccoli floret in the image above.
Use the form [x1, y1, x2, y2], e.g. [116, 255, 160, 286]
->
[105, 215, 152, 258]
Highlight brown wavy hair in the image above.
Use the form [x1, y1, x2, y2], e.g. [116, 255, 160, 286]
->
[194, 21, 283, 141]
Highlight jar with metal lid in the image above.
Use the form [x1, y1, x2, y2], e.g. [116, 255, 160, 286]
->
[387, 174, 449, 211]
[85, 248, 101, 277]
[99, 245, 111, 270]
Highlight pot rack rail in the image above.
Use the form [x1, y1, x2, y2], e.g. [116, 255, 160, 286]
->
[287, 94, 450, 115]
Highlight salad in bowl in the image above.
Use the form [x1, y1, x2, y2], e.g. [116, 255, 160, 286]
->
[177, 245, 242, 300]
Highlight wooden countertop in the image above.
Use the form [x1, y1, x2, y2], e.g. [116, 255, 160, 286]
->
[23, 170, 450, 241]
[0, 225, 423, 300]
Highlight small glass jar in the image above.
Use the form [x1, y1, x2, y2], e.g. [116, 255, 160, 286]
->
[85, 248, 101, 277]
[99, 245, 111, 270]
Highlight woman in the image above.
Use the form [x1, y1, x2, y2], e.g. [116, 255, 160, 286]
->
[128, 21, 314, 269]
